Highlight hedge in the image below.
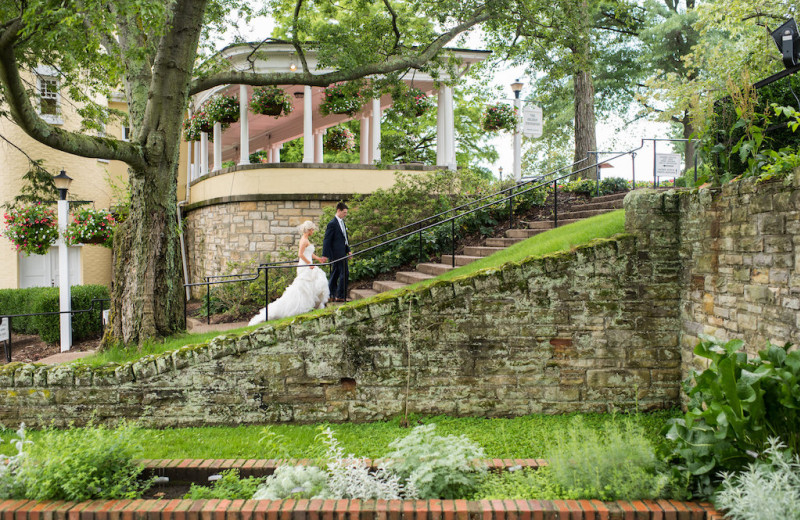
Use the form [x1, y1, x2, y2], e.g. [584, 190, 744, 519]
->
[0, 285, 109, 343]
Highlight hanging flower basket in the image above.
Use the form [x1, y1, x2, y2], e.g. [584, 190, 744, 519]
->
[205, 95, 240, 125]
[481, 103, 519, 132]
[326, 126, 356, 153]
[64, 208, 117, 249]
[2, 203, 59, 256]
[390, 86, 434, 117]
[183, 111, 214, 142]
[251, 87, 293, 117]
[319, 83, 364, 116]
[249, 150, 270, 163]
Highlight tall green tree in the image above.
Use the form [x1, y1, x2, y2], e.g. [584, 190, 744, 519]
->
[0, 0, 499, 345]
[484, 0, 642, 179]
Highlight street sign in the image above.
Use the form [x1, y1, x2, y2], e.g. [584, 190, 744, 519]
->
[522, 106, 543, 138]
[0, 318, 8, 342]
[655, 153, 682, 177]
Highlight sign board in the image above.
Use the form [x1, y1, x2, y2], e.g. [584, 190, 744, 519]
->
[102, 309, 110, 326]
[655, 153, 682, 178]
[522, 106, 543, 138]
[0, 318, 8, 342]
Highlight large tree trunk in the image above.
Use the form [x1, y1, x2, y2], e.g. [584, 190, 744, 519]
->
[573, 68, 597, 180]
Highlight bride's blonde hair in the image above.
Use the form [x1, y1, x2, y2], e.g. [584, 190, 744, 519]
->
[298, 220, 316, 234]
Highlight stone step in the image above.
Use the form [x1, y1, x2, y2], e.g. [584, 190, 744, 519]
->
[349, 288, 378, 301]
[506, 228, 547, 239]
[373, 280, 408, 293]
[417, 262, 454, 276]
[485, 237, 525, 247]
[573, 198, 624, 211]
[525, 221, 556, 230]
[440, 254, 482, 267]
[591, 191, 629, 202]
[463, 245, 506, 257]
[556, 208, 616, 220]
[396, 271, 435, 284]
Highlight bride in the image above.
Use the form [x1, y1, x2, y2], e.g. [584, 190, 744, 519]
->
[249, 221, 330, 325]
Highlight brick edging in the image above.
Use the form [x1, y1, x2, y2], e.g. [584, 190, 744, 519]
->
[0, 498, 724, 520]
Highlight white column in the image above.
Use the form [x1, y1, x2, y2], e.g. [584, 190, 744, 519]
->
[193, 137, 201, 180]
[359, 115, 370, 164]
[57, 200, 72, 352]
[314, 130, 325, 163]
[213, 122, 222, 171]
[266, 147, 273, 164]
[303, 85, 313, 163]
[444, 85, 456, 169]
[186, 140, 193, 182]
[273, 143, 282, 163]
[370, 98, 381, 164]
[200, 132, 209, 175]
[436, 87, 446, 166]
[513, 95, 523, 181]
[239, 84, 250, 165]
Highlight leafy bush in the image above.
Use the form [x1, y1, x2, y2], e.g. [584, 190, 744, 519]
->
[598, 176, 629, 195]
[561, 178, 597, 196]
[8, 422, 150, 501]
[30, 284, 109, 343]
[546, 417, 673, 501]
[473, 467, 561, 500]
[185, 469, 264, 500]
[714, 438, 800, 520]
[0, 424, 30, 499]
[380, 423, 485, 499]
[0, 287, 53, 334]
[252, 464, 329, 499]
[664, 335, 800, 498]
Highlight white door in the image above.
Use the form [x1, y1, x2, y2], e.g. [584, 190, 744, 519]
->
[18, 246, 82, 288]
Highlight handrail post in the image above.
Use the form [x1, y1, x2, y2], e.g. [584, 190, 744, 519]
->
[631, 152, 636, 189]
[264, 267, 269, 322]
[451, 218, 455, 268]
[508, 187, 513, 229]
[418, 230, 422, 264]
[694, 151, 698, 184]
[5, 316, 11, 363]
[553, 180, 558, 228]
[206, 277, 210, 325]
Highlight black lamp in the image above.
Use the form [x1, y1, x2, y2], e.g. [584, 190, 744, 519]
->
[53, 169, 72, 201]
[772, 18, 800, 69]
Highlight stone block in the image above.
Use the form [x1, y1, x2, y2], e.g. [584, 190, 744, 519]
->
[586, 369, 651, 388]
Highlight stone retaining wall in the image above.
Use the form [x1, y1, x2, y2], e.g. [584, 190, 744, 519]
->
[0, 233, 682, 427]
[625, 171, 800, 376]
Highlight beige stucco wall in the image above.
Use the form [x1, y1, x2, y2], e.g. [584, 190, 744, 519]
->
[0, 86, 128, 289]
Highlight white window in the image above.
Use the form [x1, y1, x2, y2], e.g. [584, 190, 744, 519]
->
[35, 66, 63, 125]
[121, 125, 131, 141]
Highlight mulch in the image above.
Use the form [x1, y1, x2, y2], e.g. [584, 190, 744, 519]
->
[1, 334, 99, 365]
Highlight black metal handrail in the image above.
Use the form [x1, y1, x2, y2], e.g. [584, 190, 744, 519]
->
[0, 298, 110, 363]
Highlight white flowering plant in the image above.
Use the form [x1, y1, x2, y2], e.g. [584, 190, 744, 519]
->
[251, 87, 293, 117]
[326, 126, 356, 153]
[64, 208, 117, 248]
[2, 203, 59, 256]
[481, 103, 518, 132]
[205, 95, 239, 125]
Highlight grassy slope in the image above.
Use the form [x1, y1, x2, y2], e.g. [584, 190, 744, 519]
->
[76, 210, 626, 367]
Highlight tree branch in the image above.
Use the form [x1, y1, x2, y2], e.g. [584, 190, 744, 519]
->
[382, 0, 402, 52]
[0, 19, 146, 169]
[189, 7, 491, 95]
[291, 0, 311, 74]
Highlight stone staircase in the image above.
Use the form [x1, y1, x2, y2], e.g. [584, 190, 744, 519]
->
[348, 191, 627, 301]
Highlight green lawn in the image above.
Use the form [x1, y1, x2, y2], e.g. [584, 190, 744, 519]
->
[74, 209, 626, 367]
[0, 410, 676, 459]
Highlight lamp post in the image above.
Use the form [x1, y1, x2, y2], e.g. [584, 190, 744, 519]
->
[498, 166, 503, 182]
[53, 169, 73, 353]
[511, 79, 524, 181]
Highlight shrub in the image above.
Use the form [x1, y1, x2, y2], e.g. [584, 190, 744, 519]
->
[13, 422, 150, 501]
[0, 287, 52, 334]
[2, 203, 59, 256]
[30, 284, 109, 343]
[185, 469, 264, 500]
[561, 178, 597, 196]
[546, 417, 672, 501]
[472, 467, 561, 500]
[664, 335, 800, 498]
[380, 423, 485, 499]
[252, 464, 329, 499]
[714, 438, 800, 520]
[0, 424, 31, 499]
[598, 177, 628, 195]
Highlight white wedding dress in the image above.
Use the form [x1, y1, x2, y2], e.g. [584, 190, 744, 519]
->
[248, 244, 330, 325]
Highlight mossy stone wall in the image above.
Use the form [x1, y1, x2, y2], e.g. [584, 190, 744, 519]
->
[0, 233, 682, 427]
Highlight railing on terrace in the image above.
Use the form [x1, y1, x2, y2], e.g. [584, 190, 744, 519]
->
[0, 298, 110, 363]
[187, 143, 661, 324]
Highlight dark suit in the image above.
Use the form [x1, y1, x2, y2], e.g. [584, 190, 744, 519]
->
[323, 216, 350, 300]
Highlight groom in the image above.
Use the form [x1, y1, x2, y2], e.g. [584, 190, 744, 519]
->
[323, 202, 350, 302]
